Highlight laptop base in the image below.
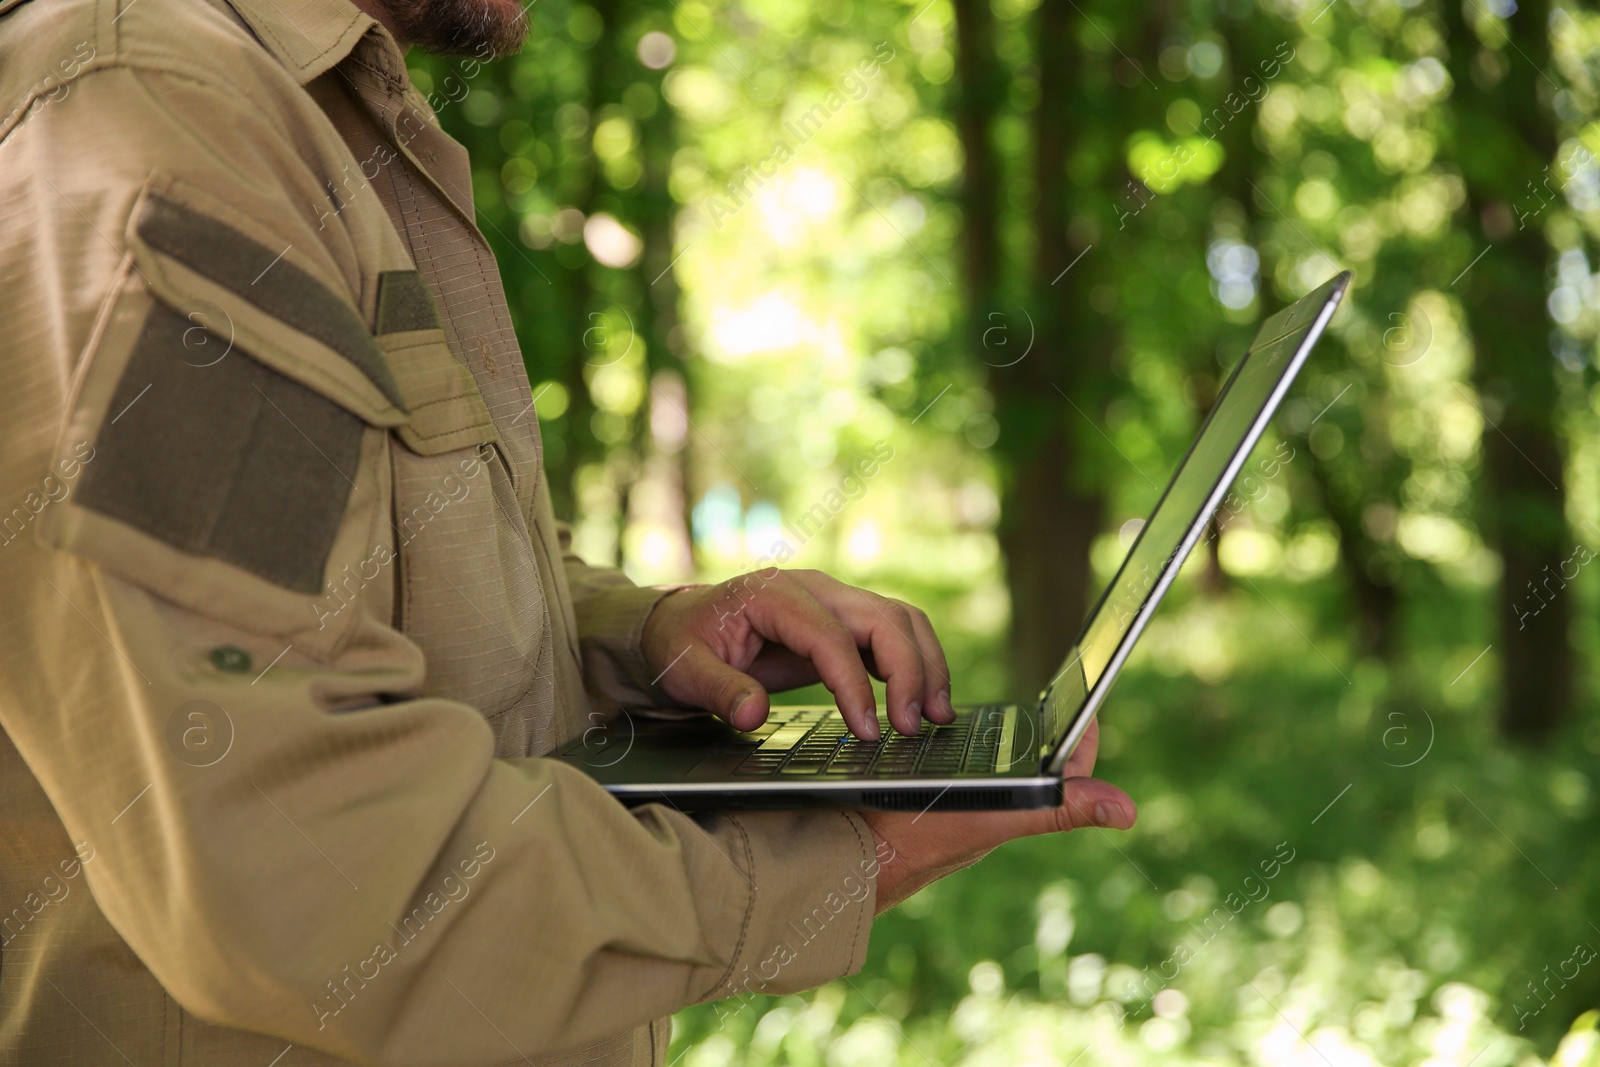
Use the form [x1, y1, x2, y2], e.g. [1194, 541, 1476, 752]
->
[554, 704, 1061, 812]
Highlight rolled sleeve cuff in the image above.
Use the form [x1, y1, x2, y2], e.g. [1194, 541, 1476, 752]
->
[699, 809, 879, 1005]
[574, 583, 679, 707]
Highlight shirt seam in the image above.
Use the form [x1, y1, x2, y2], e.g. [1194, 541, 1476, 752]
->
[699, 814, 756, 1003]
[838, 811, 870, 965]
[24, 52, 312, 174]
[255, 6, 364, 74]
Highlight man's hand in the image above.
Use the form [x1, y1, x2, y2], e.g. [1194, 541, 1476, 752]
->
[860, 720, 1135, 913]
[641, 569, 955, 739]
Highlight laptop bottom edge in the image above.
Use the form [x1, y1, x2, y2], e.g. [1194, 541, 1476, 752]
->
[603, 776, 1063, 813]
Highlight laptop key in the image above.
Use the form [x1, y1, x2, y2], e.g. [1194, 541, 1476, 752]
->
[749, 723, 813, 753]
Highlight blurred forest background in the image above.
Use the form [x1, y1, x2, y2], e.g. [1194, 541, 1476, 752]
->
[411, 0, 1600, 1062]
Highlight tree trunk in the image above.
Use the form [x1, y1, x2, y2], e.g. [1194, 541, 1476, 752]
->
[1442, 0, 1571, 740]
[951, 0, 1002, 325]
[630, 55, 695, 581]
[952, 0, 1089, 695]
[1307, 442, 1401, 659]
[999, 433, 1107, 694]
[998, 0, 1117, 693]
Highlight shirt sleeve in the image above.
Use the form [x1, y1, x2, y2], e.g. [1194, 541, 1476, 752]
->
[0, 61, 878, 1067]
[556, 513, 686, 708]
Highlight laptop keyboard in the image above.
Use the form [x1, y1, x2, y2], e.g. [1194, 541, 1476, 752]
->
[731, 705, 1010, 778]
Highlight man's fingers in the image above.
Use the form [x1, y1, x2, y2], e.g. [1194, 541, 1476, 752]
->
[1050, 777, 1136, 834]
[971, 775, 1134, 845]
[786, 572, 936, 735]
[744, 644, 822, 693]
[1059, 718, 1101, 780]
[896, 773, 1135, 861]
[740, 578, 881, 739]
[674, 643, 772, 730]
[856, 596, 924, 736]
[902, 604, 954, 723]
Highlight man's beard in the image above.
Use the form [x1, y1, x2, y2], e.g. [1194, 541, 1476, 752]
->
[384, 0, 530, 57]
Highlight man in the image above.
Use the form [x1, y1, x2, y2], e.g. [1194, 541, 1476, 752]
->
[0, 0, 1136, 1061]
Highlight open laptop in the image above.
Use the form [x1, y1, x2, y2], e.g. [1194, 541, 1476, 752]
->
[557, 271, 1351, 811]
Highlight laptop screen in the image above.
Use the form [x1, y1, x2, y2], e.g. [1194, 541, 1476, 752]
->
[1039, 272, 1350, 757]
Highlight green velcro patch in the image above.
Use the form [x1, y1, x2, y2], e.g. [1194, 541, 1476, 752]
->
[135, 194, 405, 410]
[375, 270, 442, 334]
[76, 304, 363, 594]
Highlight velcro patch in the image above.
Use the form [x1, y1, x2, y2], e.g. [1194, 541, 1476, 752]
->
[75, 304, 363, 594]
[136, 194, 405, 410]
[375, 270, 442, 334]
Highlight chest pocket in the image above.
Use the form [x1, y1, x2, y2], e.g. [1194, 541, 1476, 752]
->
[373, 271, 556, 755]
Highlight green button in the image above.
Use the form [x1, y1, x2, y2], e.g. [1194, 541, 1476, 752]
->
[209, 646, 252, 674]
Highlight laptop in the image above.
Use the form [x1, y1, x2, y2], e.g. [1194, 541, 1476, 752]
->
[556, 271, 1351, 811]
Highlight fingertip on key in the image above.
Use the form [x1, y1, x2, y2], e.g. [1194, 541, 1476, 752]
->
[732, 692, 765, 731]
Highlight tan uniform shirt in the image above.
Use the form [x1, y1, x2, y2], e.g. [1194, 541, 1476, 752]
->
[0, 0, 879, 1062]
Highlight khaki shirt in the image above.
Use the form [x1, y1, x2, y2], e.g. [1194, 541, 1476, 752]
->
[0, 0, 879, 1062]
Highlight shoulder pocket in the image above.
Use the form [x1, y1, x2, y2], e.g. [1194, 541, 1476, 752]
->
[35, 178, 400, 657]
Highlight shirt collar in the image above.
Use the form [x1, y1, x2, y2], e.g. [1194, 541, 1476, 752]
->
[219, 0, 397, 85]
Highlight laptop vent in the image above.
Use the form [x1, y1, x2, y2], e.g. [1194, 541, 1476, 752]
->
[858, 788, 1013, 812]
